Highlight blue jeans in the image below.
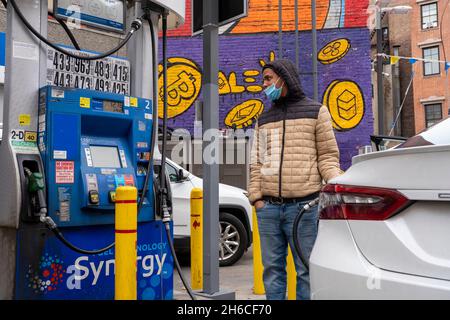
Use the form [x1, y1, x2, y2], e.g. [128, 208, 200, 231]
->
[256, 201, 319, 300]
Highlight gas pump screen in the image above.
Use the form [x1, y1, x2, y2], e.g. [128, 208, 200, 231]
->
[103, 100, 123, 113]
[90, 146, 122, 168]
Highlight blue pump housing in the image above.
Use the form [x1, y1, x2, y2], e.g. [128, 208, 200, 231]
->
[13, 86, 174, 300]
[38, 86, 154, 226]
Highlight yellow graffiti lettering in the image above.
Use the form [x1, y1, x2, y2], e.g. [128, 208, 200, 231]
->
[246, 85, 263, 93]
[228, 72, 245, 94]
[218, 71, 232, 95]
[224, 99, 264, 129]
[323, 80, 365, 131]
[242, 69, 262, 91]
[243, 70, 260, 77]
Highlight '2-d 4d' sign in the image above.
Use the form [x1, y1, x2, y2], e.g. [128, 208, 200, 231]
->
[323, 80, 365, 131]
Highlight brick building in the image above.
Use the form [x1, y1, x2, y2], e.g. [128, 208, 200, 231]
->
[371, 0, 415, 137]
[411, 0, 450, 133]
[373, 0, 450, 137]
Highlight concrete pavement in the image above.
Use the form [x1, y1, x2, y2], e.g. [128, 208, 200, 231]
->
[173, 246, 266, 300]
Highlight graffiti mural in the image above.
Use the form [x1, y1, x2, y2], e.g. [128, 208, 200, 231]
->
[323, 80, 365, 131]
[318, 38, 351, 65]
[166, 0, 369, 37]
[158, 57, 202, 119]
[224, 99, 265, 129]
[160, 1, 371, 170]
[158, 52, 275, 121]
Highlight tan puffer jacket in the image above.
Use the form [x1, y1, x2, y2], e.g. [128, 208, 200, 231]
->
[248, 59, 342, 204]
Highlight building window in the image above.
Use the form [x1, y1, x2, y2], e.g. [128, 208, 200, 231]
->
[421, 2, 438, 29]
[382, 27, 389, 41]
[393, 46, 400, 56]
[423, 46, 440, 76]
[425, 103, 442, 128]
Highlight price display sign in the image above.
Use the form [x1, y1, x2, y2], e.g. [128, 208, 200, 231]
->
[47, 47, 130, 95]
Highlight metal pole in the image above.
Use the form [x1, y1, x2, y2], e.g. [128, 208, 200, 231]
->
[200, 0, 234, 300]
[376, 8, 384, 134]
[279, 0, 282, 58]
[312, 0, 318, 100]
[295, 0, 299, 69]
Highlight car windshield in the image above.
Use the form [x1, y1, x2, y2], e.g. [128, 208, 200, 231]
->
[396, 118, 450, 149]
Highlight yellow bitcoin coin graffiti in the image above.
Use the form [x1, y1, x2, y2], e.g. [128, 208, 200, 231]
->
[323, 80, 365, 131]
[318, 39, 351, 65]
[224, 99, 264, 129]
[158, 57, 202, 119]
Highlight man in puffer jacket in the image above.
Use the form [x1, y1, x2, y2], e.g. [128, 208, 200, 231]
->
[248, 59, 342, 300]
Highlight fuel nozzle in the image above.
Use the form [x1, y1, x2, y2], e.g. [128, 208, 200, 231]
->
[25, 170, 45, 193]
[24, 167, 47, 218]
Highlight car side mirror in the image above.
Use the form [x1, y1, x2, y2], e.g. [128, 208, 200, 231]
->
[177, 169, 187, 182]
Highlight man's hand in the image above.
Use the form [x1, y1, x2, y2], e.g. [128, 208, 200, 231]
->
[254, 200, 266, 210]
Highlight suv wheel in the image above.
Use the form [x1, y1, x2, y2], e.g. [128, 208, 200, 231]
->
[219, 212, 247, 267]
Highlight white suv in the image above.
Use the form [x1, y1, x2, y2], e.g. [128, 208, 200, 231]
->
[165, 158, 253, 266]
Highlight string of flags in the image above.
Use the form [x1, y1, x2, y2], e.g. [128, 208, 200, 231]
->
[377, 53, 450, 73]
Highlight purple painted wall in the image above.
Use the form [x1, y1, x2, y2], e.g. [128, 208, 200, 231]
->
[159, 28, 373, 170]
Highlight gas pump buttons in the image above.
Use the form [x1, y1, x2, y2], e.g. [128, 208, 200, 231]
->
[138, 152, 150, 161]
[86, 174, 100, 205]
[89, 190, 100, 205]
[109, 191, 116, 203]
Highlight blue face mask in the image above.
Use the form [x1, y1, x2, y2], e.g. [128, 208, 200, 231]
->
[264, 78, 284, 101]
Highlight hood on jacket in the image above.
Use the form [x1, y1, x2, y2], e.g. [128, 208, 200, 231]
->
[262, 59, 306, 102]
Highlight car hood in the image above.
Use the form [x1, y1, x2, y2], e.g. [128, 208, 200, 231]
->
[181, 174, 253, 230]
[188, 175, 248, 195]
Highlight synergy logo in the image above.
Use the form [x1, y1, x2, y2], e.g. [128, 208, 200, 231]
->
[26, 254, 66, 294]
[65, 252, 168, 289]
[26, 242, 171, 297]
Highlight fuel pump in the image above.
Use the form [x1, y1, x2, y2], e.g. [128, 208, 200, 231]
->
[0, 0, 192, 300]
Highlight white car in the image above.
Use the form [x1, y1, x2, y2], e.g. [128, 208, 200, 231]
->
[165, 158, 253, 266]
[310, 118, 450, 299]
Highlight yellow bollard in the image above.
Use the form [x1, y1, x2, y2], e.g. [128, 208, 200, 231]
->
[115, 186, 137, 300]
[190, 188, 203, 290]
[252, 206, 265, 295]
[287, 246, 297, 300]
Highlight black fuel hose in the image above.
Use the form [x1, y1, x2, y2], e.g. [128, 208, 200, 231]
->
[292, 198, 320, 271]
[54, 231, 113, 255]
[50, 12, 81, 50]
[22, 167, 115, 255]
[164, 221, 196, 300]
[2, 0, 81, 50]
[9, 0, 142, 61]
[41, 216, 115, 255]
